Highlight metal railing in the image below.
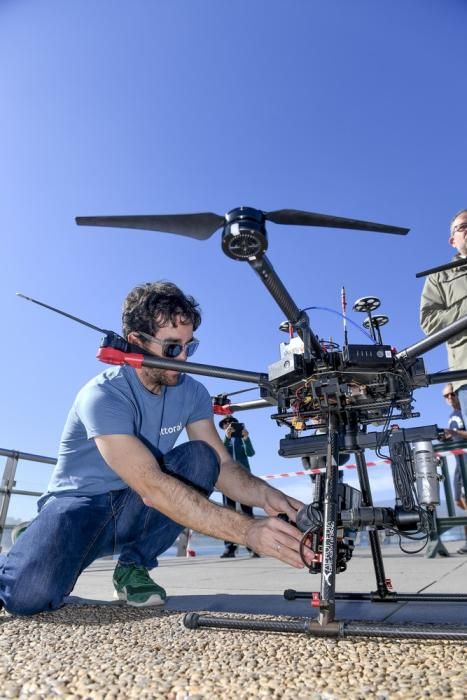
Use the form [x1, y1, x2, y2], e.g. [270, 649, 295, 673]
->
[0, 448, 56, 551]
[1, 442, 467, 556]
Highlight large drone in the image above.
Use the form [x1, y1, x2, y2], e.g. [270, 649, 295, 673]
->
[49, 206, 467, 639]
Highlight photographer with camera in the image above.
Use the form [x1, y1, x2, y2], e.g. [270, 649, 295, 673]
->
[0, 281, 312, 615]
[420, 209, 467, 423]
[218, 416, 260, 558]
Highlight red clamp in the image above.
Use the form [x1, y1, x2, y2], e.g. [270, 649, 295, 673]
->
[213, 404, 233, 416]
[311, 592, 320, 608]
[385, 578, 393, 590]
[97, 347, 145, 369]
[212, 394, 232, 415]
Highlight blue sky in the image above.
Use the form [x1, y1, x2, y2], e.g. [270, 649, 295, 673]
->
[1, 0, 467, 520]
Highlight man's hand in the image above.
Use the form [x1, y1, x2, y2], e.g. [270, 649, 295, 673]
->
[244, 487, 314, 568]
[245, 516, 313, 569]
[444, 428, 459, 440]
[224, 422, 248, 439]
[262, 487, 304, 524]
[444, 427, 467, 441]
[456, 497, 467, 510]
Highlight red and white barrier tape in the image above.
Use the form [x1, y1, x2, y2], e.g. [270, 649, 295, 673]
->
[259, 447, 467, 481]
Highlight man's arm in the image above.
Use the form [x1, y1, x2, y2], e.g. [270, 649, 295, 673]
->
[186, 418, 303, 522]
[95, 431, 311, 568]
[444, 427, 467, 441]
[420, 274, 467, 335]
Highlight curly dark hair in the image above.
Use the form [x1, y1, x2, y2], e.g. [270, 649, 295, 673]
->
[122, 281, 201, 338]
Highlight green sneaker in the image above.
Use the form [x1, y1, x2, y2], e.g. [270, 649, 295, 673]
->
[113, 564, 167, 607]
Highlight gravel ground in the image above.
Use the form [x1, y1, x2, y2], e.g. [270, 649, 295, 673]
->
[1, 606, 466, 699]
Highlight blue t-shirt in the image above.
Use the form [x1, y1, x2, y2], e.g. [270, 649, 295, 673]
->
[47, 365, 213, 496]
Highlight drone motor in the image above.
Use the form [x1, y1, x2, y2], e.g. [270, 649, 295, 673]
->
[221, 207, 268, 260]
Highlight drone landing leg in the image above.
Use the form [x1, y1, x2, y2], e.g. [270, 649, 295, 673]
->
[182, 453, 467, 640]
[354, 450, 393, 599]
[184, 613, 467, 639]
[317, 415, 340, 625]
[182, 420, 467, 639]
[282, 446, 393, 604]
[286, 445, 467, 606]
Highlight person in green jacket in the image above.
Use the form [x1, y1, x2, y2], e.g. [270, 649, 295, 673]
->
[218, 416, 260, 558]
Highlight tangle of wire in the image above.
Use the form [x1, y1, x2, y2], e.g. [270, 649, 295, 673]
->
[378, 423, 431, 552]
[373, 365, 415, 461]
[381, 513, 430, 555]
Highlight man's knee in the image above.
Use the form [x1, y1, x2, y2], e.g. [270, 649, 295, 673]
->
[190, 440, 220, 472]
[2, 591, 57, 616]
[0, 496, 104, 616]
[0, 557, 61, 616]
[164, 440, 220, 492]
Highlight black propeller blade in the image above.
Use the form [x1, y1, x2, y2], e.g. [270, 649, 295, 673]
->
[75, 213, 225, 240]
[264, 209, 409, 235]
[76, 207, 409, 239]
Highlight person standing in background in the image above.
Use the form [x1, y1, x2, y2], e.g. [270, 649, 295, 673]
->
[219, 416, 260, 558]
[442, 383, 467, 555]
[420, 209, 467, 423]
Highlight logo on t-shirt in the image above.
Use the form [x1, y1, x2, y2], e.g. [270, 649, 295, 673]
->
[160, 422, 183, 436]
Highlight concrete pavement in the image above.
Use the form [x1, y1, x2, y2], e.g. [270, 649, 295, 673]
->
[68, 541, 467, 625]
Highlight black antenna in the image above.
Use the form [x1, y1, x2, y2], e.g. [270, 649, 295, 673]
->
[16, 293, 112, 335]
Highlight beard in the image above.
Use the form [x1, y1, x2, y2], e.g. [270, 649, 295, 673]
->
[140, 366, 180, 392]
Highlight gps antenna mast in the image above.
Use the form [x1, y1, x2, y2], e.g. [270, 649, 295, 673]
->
[341, 286, 348, 346]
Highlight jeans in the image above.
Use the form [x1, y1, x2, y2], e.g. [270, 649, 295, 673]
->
[0, 440, 219, 615]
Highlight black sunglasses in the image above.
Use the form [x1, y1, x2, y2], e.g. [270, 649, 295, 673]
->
[138, 332, 200, 358]
[443, 392, 456, 399]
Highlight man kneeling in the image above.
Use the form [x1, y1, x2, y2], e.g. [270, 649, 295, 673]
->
[0, 281, 310, 614]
